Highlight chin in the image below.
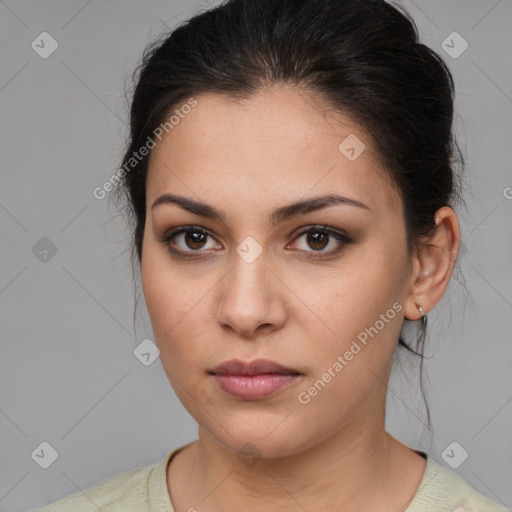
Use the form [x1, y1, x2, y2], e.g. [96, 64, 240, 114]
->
[204, 419, 315, 461]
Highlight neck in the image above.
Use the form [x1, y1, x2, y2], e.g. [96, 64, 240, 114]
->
[174, 404, 424, 511]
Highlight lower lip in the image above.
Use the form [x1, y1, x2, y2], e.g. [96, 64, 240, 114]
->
[213, 373, 301, 399]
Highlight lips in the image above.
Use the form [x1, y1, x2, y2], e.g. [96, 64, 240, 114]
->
[209, 358, 301, 376]
[209, 359, 302, 400]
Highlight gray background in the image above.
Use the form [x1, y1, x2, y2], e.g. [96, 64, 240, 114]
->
[1, 0, 511, 510]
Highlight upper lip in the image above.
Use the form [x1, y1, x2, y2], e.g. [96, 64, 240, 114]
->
[210, 358, 301, 376]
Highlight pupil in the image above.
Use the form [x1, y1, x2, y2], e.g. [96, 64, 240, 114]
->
[308, 231, 328, 250]
[186, 231, 206, 249]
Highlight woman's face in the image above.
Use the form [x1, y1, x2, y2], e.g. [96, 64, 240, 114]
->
[141, 87, 414, 458]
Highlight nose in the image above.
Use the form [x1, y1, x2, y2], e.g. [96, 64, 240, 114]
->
[216, 251, 288, 338]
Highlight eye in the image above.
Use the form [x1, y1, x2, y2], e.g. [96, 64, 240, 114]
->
[288, 225, 352, 259]
[157, 226, 221, 258]
[157, 224, 352, 260]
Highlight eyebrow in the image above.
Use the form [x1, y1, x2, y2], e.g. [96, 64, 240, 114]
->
[151, 193, 371, 224]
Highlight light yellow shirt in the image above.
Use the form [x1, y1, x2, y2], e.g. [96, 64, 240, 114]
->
[35, 446, 510, 511]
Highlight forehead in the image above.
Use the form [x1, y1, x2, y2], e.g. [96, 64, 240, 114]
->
[146, 87, 402, 218]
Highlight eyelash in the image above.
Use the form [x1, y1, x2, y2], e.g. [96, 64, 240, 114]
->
[157, 225, 352, 260]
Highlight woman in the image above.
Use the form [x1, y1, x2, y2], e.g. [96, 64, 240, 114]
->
[37, 0, 509, 510]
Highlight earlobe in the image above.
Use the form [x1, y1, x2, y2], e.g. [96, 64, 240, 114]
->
[403, 302, 427, 322]
[403, 206, 461, 320]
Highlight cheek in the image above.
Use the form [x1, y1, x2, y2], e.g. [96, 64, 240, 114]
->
[142, 240, 197, 327]
[295, 293, 404, 433]
[299, 244, 407, 378]
[141, 249, 215, 373]
[314, 254, 404, 327]
[141, 249, 180, 337]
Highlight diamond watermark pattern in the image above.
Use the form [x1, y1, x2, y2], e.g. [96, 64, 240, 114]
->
[237, 442, 262, 468]
[32, 237, 58, 263]
[236, 236, 263, 264]
[31, 32, 59, 59]
[338, 134, 366, 161]
[441, 32, 468, 59]
[134, 338, 160, 366]
[441, 441, 469, 469]
[31, 441, 59, 469]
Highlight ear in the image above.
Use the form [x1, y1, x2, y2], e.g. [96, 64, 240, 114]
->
[403, 206, 461, 320]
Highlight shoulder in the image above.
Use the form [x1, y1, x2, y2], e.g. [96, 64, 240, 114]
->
[407, 455, 510, 512]
[34, 449, 177, 512]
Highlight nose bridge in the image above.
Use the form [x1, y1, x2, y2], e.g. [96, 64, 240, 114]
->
[216, 241, 287, 336]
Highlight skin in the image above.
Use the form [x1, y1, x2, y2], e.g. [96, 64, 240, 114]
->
[140, 85, 461, 512]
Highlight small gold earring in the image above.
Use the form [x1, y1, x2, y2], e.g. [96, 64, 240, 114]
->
[415, 302, 425, 317]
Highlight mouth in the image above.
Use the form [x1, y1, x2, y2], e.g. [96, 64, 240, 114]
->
[208, 359, 303, 400]
[209, 358, 302, 376]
